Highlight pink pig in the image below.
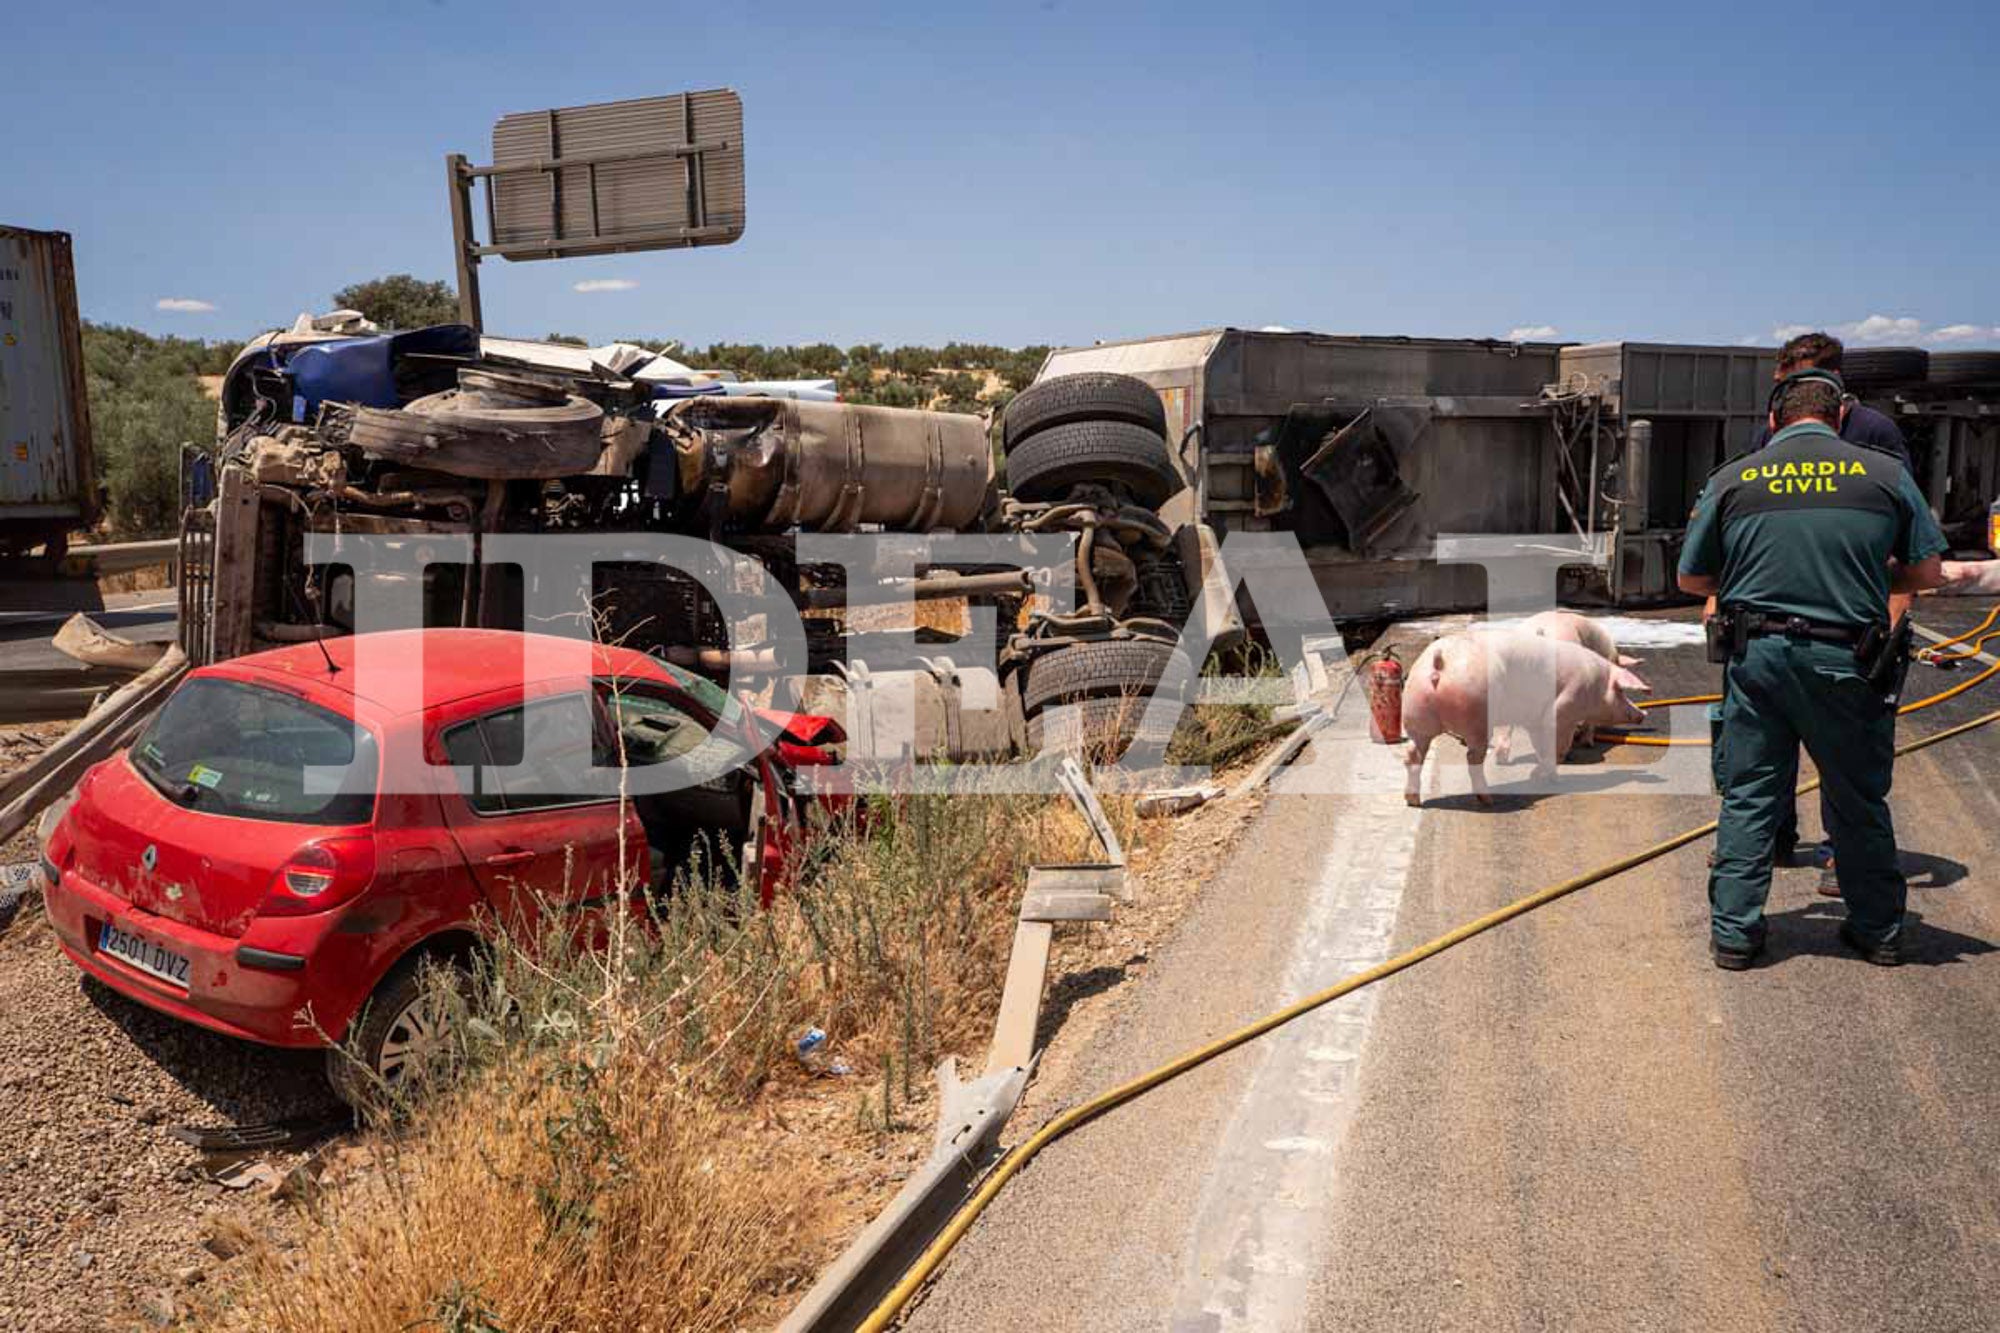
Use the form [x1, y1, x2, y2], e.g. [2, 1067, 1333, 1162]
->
[1401, 630, 1650, 808]
[1503, 610, 1642, 754]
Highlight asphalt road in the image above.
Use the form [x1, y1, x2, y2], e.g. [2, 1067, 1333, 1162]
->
[904, 599, 2000, 1333]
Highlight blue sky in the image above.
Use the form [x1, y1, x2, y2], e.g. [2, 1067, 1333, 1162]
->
[7, 1, 1996, 352]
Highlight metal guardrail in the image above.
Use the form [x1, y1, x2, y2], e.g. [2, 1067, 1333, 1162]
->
[60, 538, 179, 578]
[0, 646, 187, 847]
[0, 666, 137, 724]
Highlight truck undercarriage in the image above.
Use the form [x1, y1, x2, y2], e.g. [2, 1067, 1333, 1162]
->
[181, 327, 1234, 764]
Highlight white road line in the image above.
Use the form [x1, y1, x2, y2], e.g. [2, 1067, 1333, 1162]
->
[1167, 733, 1423, 1333]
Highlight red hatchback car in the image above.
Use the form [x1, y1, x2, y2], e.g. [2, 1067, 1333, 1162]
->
[40, 629, 836, 1104]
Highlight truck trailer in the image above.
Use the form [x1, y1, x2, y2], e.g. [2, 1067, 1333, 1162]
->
[1037, 329, 2000, 619]
[0, 225, 96, 564]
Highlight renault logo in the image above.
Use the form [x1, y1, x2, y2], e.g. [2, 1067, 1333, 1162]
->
[141, 845, 158, 873]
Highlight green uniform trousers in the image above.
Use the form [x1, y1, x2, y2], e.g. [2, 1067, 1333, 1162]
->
[1709, 704, 1821, 856]
[1709, 635, 1905, 951]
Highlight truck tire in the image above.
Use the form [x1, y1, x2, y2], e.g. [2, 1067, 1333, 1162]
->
[1003, 373, 1169, 452]
[342, 372, 604, 480]
[1841, 347, 1929, 393]
[1928, 351, 2000, 390]
[1021, 638, 1188, 713]
[1005, 420, 1185, 509]
[1025, 694, 1179, 762]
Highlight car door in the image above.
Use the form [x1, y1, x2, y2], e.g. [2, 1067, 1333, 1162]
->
[437, 690, 646, 941]
[599, 680, 799, 905]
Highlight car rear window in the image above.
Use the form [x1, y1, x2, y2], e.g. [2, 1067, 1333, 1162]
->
[130, 678, 378, 825]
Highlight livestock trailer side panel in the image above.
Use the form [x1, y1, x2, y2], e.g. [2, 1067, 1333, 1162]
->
[0, 225, 96, 558]
[1039, 329, 1573, 617]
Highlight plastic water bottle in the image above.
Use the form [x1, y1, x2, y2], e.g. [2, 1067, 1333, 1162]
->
[795, 1027, 851, 1076]
[796, 1027, 829, 1070]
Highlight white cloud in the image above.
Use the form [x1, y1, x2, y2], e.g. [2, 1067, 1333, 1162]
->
[572, 278, 638, 293]
[1506, 324, 1559, 342]
[1767, 314, 1982, 347]
[155, 297, 217, 313]
[1845, 314, 1922, 343]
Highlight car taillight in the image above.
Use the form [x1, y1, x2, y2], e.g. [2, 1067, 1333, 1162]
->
[1988, 500, 1999, 557]
[261, 837, 377, 917]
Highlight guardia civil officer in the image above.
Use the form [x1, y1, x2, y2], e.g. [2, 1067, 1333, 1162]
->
[1719, 333, 1917, 870]
[1750, 331, 1913, 468]
[1678, 369, 1946, 969]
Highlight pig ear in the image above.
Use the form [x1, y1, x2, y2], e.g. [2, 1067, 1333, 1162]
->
[1613, 666, 1651, 693]
[1617, 653, 1644, 667]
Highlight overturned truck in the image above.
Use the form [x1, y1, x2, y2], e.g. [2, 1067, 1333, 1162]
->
[181, 326, 1237, 762]
[1040, 329, 2000, 618]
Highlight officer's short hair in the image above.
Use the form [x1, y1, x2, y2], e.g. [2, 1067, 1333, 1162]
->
[1776, 377, 1843, 426]
[1777, 332, 1844, 375]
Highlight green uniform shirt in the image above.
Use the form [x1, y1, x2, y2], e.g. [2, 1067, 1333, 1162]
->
[1678, 421, 1947, 625]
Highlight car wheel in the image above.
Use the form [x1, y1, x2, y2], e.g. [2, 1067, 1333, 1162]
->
[1002, 372, 1169, 453]
[326, 955, 464, 1111]
[1928, 351, 2000, 391]
[1005, 420, 1185, 509]
[1020, 638, 1190, 714]
[1841, 347, 1929, 394]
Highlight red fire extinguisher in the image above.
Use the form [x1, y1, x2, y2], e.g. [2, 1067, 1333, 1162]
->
[1367, 649, 1405, 744]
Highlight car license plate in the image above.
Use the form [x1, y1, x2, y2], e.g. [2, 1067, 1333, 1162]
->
[98, 920, 191, 990]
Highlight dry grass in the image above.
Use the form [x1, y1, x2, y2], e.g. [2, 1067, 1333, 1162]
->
[96, 562, 176, 595]
[210, 1070, 816, 1333]
[197, 787, 1128, 1333]
[1166, 644, 1292, 770]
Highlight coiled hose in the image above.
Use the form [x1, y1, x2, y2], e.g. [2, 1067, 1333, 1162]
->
[1606, 609, 2000, 747]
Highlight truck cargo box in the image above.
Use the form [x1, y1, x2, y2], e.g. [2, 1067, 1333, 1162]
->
[0, 225, 96, 557]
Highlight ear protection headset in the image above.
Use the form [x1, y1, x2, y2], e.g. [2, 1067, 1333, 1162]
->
[1766, 367, 1846, 422]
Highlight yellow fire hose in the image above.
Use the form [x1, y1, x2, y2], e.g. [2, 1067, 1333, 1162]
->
[857, 666, 2000, 1332]
[1605, 615, 2000, 747]
[1921, 604, 2000, 657]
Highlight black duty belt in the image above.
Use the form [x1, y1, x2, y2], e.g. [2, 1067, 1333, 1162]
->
[1742, 613, 1867, 647]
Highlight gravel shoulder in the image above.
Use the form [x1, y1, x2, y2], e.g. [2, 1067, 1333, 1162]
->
[0, 902, 340, 1332]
